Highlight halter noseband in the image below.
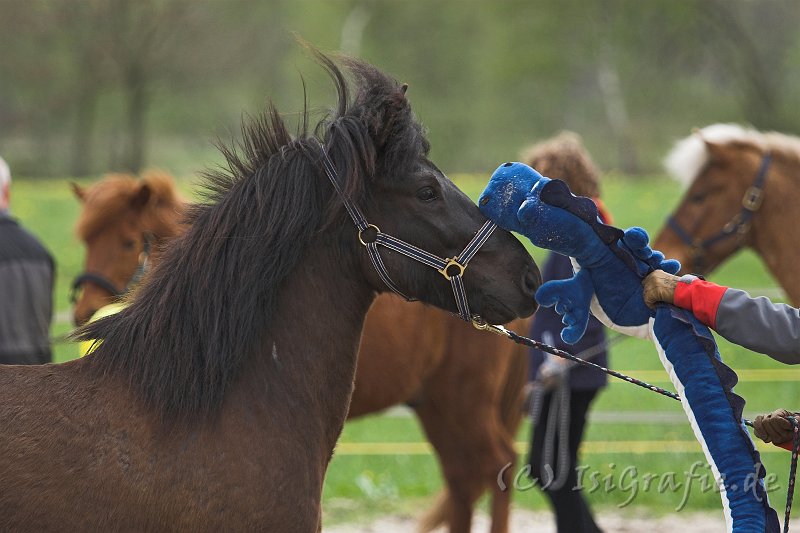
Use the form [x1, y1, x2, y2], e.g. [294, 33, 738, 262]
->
[666, 152, 771, 274]
[319, 146, 496, 322]
[70, 234, 152, 304]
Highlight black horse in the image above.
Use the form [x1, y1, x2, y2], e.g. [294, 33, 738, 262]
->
[0, 51, 540, 531]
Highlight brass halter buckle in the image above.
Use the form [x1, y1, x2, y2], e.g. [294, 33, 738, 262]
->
[438, 258, 466, 280]
[742, 186, 764, 211]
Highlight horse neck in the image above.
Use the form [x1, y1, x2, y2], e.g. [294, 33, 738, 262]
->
[227, 233, 375, 454]
[750, 165, 800, 305]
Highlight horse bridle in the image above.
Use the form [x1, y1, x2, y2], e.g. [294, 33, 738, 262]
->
[665, 152, 771, 274]
[318, 146, 496, 322]
[69, 233, 152, 304]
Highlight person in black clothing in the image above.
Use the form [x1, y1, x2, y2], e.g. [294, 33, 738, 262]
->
[0, 156, 54, 364]
[523, 132, 607, 533]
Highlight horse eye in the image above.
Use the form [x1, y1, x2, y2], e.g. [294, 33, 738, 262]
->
[123, 240, 136, 250]
[416, 186, 438, 202]
[689, 192, 707, 203]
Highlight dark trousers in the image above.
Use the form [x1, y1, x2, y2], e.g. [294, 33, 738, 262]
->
[528, 388, 602, 533]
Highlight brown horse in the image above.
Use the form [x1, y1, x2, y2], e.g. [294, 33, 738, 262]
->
[71, 148, 530, 533]
[654, 124, 800, 304]
[70, 170, 188, 323]
[0, 53, 540, 531]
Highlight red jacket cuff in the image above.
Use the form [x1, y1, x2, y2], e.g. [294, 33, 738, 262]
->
[673, 278, 728, 329]
[778, 440, 795, 451]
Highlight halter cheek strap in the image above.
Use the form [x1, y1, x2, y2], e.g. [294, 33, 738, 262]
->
[70, 234, 153, 304]
[666, 152, 771, 273]
[319, 146, 496, 322]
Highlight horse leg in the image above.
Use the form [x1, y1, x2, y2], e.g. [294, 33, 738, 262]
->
[487, 436, 516, 533]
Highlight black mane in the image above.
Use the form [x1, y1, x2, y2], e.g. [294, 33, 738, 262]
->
[76, 52, 429, 423]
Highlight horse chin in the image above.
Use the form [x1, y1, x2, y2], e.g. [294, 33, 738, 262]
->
[477, 296, 537, 326]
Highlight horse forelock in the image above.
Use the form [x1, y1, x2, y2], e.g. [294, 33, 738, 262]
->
[76, 52, 428, 425]
[76, 172, 184, 241]
[665, 124, 800, 188]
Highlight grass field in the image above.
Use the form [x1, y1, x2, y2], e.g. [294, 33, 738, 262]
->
[9, 173, 795, 525]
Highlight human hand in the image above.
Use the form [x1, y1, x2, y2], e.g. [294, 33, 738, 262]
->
[642, 270, 681, 309]
[753, 408, 797, 444]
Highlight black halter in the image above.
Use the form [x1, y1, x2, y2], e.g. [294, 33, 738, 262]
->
[318, 146, 496, 322]
[70, 234, 152, 304]
[665, 152, 771, 274]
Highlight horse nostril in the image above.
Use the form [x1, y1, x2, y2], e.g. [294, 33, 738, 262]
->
[523, 266, 542, 297]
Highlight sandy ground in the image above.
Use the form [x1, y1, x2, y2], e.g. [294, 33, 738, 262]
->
[324, 508, 726, 532]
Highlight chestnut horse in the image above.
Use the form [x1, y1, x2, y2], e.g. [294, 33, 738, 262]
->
[654, 124, 800, 304]
[0, 54, 540, 531]
[71, 160, 531, 533]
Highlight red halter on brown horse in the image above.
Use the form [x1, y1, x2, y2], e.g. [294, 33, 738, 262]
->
[70, 137, 533, 533]
[0, 53, 540, 531]
[654, 124, 800, 304]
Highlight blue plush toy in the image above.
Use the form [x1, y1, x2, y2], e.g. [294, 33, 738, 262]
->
[479, 162, 779, 533]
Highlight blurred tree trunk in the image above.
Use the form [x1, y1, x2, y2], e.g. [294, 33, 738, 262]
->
[596, 47, 639, 174]
[123, 62, 148, 173]
[592, 0, 640, 174]
[700, 0, 792, 130]
[107, 0, 177, 174]
[340, 2, 370, 56]
[70, 82, 99, 177]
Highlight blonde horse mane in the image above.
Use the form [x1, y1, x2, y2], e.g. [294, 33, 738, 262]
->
[665, 124, 800, 188]
[75, 170, 185, 240]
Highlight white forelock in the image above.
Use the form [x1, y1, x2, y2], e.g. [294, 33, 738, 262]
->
[663, 124, 763, 188]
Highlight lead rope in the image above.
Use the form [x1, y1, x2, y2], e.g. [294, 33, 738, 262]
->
[538, 380, 571, 491]
[530, 335, 628, 492]
[476, 320, 798, 531]
[785, 417, 799, 533]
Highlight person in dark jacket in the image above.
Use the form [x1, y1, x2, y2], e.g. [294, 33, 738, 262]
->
[0, 156, 55, 364]
[523, 132, 607, 533]
[643, 270, 798, 449]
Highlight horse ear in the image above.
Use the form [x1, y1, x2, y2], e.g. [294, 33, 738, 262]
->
[131, 183, 152, 210]
[372, 86, 410, 148]
[70, 182, 86, 202]
[702, 138, 728, 162]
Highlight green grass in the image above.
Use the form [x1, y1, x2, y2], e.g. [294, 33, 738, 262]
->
[9, 173, 795, 523]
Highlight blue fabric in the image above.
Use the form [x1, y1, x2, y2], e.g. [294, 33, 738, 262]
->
[654, 307, 779, 532]
[529, 252, 608, 390]
[479, 162, 779, 533]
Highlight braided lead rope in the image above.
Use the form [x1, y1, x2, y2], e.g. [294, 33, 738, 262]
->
[785, 416, 799, 533]
[473, 322, 759, 425]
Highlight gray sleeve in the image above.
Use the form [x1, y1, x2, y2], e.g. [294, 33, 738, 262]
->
[714, 288, 800, 365]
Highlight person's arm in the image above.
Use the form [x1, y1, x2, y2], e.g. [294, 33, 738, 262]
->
[644, 271, 800, 364]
